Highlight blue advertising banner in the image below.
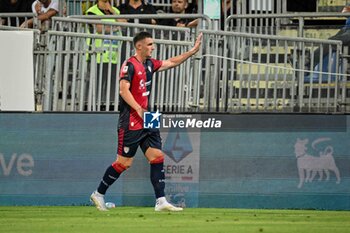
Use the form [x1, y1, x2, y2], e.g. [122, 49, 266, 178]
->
[0, 113, 122, 206]
[199, 114, 350, 210]
[0, 113, 349, 210]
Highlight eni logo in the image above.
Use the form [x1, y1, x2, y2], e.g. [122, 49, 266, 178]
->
[294, 138, 340, 188]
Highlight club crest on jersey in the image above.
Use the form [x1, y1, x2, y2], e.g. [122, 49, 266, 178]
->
[124, 147, 129, 153]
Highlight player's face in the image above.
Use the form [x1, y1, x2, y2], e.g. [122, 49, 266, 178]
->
[140, 37, 155, 58]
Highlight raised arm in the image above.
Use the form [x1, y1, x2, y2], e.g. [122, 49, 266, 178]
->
[158, 33, 202, 72]
[20, 8, 58, 28]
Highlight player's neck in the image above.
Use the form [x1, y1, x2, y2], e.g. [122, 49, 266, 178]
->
[134, 54, 146, 63]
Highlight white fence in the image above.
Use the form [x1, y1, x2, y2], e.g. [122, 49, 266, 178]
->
[1, 14, 349, 113]
[225, 12, 350, 37]
[39, 30, 194, 111]
[0, 13, 36, 27]
[199, 29, 348, 112]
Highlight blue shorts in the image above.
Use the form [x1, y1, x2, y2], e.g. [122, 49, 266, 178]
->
[117, 128, 162, 157]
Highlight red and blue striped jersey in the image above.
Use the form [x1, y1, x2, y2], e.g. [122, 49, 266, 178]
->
[118, 56, 162, 130]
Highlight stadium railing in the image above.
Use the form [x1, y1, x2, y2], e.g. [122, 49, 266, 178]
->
[38, 25, 347, 113]
[0, 13, 37, 28]
[68, 13, 212, 30]
[198, 29, 348, 113]
[225, 12, 350, 38]
[1, 13, 349, 113]
[51, 16, 193, 39]
[35, 24, 194, 112]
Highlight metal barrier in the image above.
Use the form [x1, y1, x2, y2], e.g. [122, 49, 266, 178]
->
[42, 17, 194, 111]
[69, 13, 212, 30]
[0, 13, 36, 28]
[38, 30, 194, 112]
[1, 17, 349, 113]
[225, 12, 350, 38]
[51, 16, 193, 39]
[198, 29, 348, 113]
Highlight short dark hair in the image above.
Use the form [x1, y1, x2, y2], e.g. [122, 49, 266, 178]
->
[133, 31, 153, 46]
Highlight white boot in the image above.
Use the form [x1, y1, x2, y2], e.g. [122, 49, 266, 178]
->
[90, 191, 108, 211]
[154, 197, 183, 212]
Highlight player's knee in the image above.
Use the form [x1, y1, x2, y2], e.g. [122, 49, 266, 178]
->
[150, 154, 164, 164]
[112, 161, 129, 173]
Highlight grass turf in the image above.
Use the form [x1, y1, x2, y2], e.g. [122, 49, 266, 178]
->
[0, 206, 350, 233]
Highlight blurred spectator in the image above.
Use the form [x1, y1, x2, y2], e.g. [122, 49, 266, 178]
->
[221, 0, 236, 30]
[186, 0, 197, 14]
[20, 0, 58, 29]
[0, 0, 35, 26]
[86, 0, 121, 109]
[313, 5, 350, 64]
[87, 0, 120, 33]
[117, 0, 158, 25]
[305, 4, 350, 83]
[159, 0, 197, 27]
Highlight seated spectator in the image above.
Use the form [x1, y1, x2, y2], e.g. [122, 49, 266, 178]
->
[305, 4, 350, 83]
[159, 0, 197, 28]
[20, 0, 58, 29]
[221, 0, 236, 30]
[117, 0, 158, 25]
[0, 0, 35, 26]
[312, 5, 350, 66]
[186, 0, 197, 14]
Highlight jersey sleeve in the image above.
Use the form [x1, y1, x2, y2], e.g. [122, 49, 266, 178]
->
[151, 59, 163, 72]
[119, 61, 134, 83]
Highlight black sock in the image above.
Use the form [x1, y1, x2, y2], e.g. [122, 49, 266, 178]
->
[97, 165, 120, 195]
[150, 162, 165, 198]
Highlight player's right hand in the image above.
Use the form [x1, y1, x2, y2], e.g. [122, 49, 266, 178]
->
[136, 106, 145, 120]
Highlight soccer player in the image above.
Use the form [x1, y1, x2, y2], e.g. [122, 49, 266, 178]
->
[90, 31, 202, 211]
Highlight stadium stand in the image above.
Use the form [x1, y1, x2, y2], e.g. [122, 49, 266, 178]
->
[0, 0, 349, 113]
[224, 1, 350, 112]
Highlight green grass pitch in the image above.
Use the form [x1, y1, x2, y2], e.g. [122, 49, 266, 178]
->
[1, 206, 350, 233]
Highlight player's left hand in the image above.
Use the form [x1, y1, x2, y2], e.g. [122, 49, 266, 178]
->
[191, 32, 203, 54]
